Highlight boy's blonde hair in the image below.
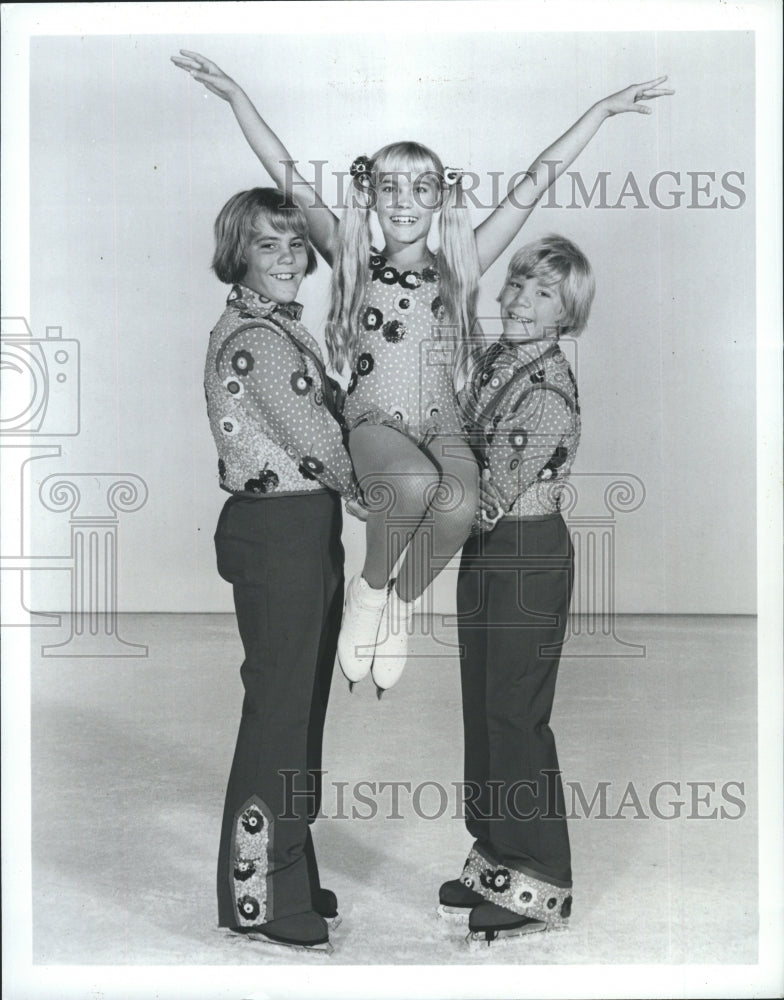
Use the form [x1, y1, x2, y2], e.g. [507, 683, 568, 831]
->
[502, 234, 595, 336]
[212, 187, 317, 285]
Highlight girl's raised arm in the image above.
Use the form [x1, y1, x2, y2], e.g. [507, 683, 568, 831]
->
[473, 77, 674, 274]
[172, 50, 339, 265]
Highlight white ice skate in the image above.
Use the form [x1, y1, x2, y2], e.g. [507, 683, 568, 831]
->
[337, 575, 390, 688]
[371, 587, 415, 697]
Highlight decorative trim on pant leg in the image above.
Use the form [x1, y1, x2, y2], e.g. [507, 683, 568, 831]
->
[460, 847, 573, 926]
[229, 795, 274, 928]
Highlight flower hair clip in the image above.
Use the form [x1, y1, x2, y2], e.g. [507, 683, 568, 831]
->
[350, 155, 372, 187]
[443, 166, 463, 186]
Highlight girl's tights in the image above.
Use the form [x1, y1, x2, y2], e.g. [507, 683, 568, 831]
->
[349, 425, 479, 603]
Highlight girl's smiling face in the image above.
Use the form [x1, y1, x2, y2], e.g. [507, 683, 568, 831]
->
[242, 221, 309, 303]
[499, 274, 565, 343]
[374, 171, 441, 250]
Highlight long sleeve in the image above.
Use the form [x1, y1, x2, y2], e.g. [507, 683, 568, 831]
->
[214, 321, 355, 495]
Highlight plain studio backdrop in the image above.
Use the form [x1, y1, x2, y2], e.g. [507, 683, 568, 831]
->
[25, 29, 754, 616]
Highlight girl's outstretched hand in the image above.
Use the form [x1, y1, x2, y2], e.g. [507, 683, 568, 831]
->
[171, 50, 241, 102]
[599, 76, 674, 116]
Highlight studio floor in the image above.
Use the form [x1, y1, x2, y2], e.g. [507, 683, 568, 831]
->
[29, 613, 757, 967]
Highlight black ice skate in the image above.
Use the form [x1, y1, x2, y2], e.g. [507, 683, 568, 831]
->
[436, 878, 485, 921]
[466, 901, 547, 946]
[231, 910, 333, 955]
[313, 887, 341, 930]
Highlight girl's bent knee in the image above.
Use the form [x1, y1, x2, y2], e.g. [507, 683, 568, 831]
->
[363, 468, 440, 518]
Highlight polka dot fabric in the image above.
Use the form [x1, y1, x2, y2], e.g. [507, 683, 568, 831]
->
[205, 284, 355, 497]
[342, 251, 464, 445]
[461, 342, 581, 518]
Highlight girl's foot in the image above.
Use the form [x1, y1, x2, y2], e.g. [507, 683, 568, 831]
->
[337, 575, 389, 684]
[371, 588, 414, 693]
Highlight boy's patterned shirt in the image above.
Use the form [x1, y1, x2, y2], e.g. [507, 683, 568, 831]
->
[205, 284, 356, 498]
[461, 340, 581, 520]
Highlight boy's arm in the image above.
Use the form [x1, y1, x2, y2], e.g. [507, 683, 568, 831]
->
[473, 77, 674, 273]
[172, 50, 339, 265]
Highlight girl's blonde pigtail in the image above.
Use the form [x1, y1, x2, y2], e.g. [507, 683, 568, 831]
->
[438, 178, 482, 387]
[325, 180, 373, 372]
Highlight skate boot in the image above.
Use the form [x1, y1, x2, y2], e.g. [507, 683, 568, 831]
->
[337, 575, 389, 687]
[304, 831, 341, 929]
[371, 587, 414, 696]
[466, 901, 546, 947]
[436, 878, 484, 921]
[233, 910, 333, 954]
[313, 888, 339, 922]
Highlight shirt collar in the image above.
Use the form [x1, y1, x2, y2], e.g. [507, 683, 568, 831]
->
[226, 283, 304, 323]
[508, 339, 559, 367]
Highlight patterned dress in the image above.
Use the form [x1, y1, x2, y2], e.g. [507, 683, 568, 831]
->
[342, 250, 464, 445]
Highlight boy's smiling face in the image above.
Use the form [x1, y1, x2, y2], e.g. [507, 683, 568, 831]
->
[242, 220, 308, 304]
[499, 273, 564, 343]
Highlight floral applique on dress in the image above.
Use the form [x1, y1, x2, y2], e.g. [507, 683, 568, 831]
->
[342, 251, 463, 445]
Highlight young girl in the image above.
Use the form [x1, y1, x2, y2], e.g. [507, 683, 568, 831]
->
[173, 50, 672, 695]
[439, 235, 594, 943]
[207, 188, 356, 952]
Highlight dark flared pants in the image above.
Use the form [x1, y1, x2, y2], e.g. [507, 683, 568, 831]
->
[456, 513, 574, 886]
[214, 491, 344, 928]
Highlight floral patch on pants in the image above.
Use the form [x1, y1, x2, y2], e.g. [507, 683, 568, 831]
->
[230, 795, 272, 927]
[461, 847, 572, 926]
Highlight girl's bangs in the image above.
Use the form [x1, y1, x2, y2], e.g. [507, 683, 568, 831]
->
[374, 142, 442, 182]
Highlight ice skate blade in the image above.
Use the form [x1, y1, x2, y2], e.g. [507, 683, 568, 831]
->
[436, 904, 470, 922]
[241, 931, 334, 955]
[338, 656, 372, 688]
[324, 914, 342, 931]
[465, 921, 548, 947]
